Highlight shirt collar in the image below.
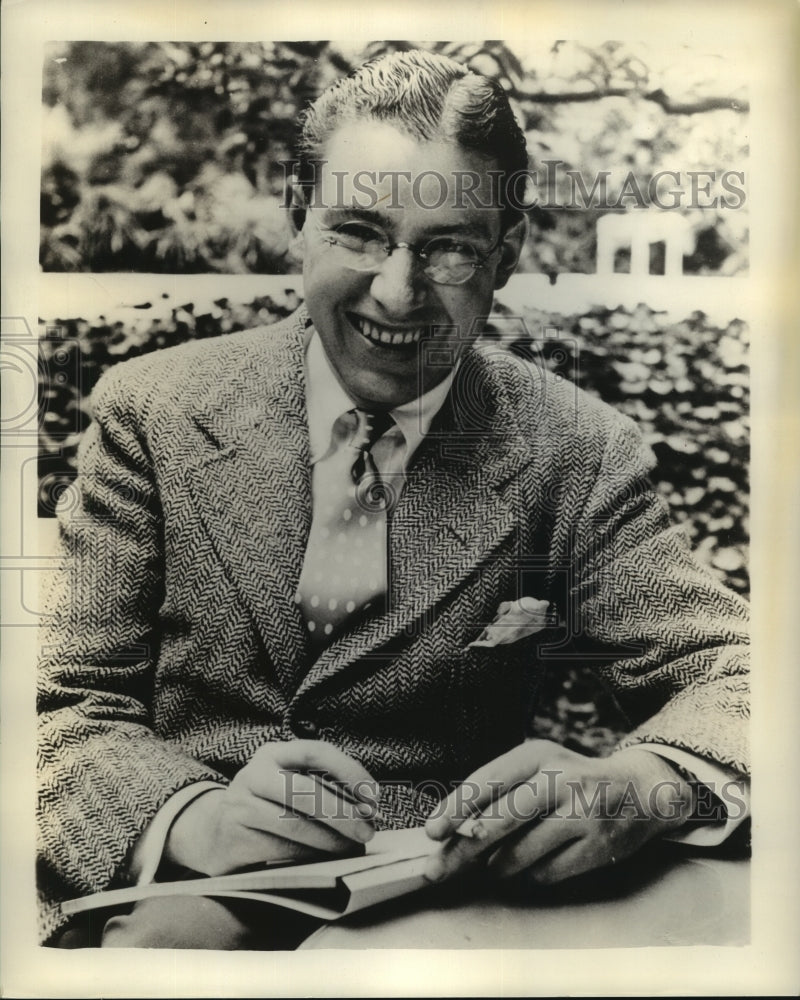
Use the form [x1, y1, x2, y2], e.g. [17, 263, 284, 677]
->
[305, 328, 457, 465]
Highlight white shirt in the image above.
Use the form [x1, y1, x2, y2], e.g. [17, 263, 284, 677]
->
[304, 328, 457, 475]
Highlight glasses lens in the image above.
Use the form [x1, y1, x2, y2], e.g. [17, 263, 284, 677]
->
[324, 223, 388, 270]
[322, 224, 483, 283]
[425, 241, 479, 285]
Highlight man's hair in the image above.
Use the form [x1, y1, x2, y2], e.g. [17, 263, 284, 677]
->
[295, 48, 529, 226]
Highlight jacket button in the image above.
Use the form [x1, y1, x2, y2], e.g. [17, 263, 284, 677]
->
[294, 718, 319, 738]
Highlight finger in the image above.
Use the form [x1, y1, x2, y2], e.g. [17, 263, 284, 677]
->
[236, 792, 368, 855]
[238, 761, 376, 845]
[215, 819, 327, 872]
[281, 772, 377, 842]
[268, 741, 380, 807]
[486, 813, 582, 879]
[425, 779, 552, 882]
[514, 836, 609, 886]
[426, 741, 560, 840]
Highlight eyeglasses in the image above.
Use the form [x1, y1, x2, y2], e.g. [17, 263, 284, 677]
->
[316, 220, 503, 286]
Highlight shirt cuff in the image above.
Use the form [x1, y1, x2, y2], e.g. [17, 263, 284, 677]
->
[620, 744, 750, 847]
[129, 781, 226, 885]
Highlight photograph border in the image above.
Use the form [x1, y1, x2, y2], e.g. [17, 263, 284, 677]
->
[2, 0, 799, 996]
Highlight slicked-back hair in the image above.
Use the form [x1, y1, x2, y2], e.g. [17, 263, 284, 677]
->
[295, 49, 529, 228]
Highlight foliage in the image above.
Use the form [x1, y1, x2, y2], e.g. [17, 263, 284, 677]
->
[41, 40, 749, 276]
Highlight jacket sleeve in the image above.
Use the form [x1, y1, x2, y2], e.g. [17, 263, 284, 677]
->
[565, 411, 749, 775]
[37, 367, 225, 942]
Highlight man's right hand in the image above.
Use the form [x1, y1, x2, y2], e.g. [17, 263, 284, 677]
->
[164, 740, 380, 876]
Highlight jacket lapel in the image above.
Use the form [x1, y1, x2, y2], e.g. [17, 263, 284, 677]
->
[296, 350, 537, 696]
[184, 311, 313, 693]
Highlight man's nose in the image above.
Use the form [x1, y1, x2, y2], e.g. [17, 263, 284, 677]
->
[368, 247, 428, 315]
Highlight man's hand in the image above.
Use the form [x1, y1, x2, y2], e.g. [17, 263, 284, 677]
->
[424, 740, 695, 885]
[165, 740, 379, 876]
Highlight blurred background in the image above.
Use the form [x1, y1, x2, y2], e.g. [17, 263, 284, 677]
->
[40, 39, 748, 277]
[37, 39, 750, 752]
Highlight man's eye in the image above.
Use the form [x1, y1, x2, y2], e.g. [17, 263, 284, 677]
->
[332, 223, 386, 244]
[426, 238, 477, 258]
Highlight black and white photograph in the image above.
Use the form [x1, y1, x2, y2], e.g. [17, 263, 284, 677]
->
[1, 1, 798, 996]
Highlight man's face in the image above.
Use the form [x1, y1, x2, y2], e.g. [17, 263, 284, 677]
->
[300, 119, 522, 409]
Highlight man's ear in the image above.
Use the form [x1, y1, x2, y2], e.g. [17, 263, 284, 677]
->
[285, 175, 308, 237]
[493, 215, 528, 290]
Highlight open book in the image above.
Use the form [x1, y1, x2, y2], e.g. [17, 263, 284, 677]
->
[61, 827, 438, 922]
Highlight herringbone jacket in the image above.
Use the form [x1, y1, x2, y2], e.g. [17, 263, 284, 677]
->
[37, 307, 749, 942]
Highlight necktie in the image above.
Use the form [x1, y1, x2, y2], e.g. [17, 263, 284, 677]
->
[297, 408, 400, 648]
[349, 408, 395, 509]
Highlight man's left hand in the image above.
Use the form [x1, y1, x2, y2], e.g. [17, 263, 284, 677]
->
[424, 741, 695, 885]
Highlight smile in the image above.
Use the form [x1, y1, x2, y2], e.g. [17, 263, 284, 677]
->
[349, 314, 426, 347]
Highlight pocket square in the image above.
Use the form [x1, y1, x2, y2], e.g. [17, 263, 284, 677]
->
[468, 597, 554, 648]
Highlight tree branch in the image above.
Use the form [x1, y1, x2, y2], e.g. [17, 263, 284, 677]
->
[644, 88, 749, 115]
[519, 85, 748, 114]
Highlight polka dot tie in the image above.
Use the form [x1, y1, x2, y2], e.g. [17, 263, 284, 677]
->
[297, 408, 401, 650]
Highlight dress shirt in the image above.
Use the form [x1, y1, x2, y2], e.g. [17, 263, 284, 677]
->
[304, 328, 457, 477]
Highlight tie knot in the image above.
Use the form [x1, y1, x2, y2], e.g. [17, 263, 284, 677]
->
[351, 408, 395, 451]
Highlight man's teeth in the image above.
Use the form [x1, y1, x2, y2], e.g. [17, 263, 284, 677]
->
[353, 316, 424, 346]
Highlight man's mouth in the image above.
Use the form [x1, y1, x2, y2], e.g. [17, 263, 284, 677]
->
[348, 313, 426, 348]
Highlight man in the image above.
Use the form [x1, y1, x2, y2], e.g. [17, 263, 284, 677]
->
[38, 49, 749, 949]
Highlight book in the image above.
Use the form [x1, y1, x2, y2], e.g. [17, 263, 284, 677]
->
[61, 827, 438, 922]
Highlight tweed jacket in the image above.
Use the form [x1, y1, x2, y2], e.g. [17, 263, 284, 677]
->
[37, 307, 749, 941]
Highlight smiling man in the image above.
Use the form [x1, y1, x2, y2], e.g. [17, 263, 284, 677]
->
[297, 115, 523, 408]
[38, 49, 749, 950]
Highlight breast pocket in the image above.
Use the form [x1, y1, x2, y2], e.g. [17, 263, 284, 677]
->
[448, 635, 548, 752]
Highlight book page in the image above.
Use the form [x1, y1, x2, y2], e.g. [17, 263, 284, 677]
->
[363, 826, 434, 857]
[62, 826, 437, 915]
